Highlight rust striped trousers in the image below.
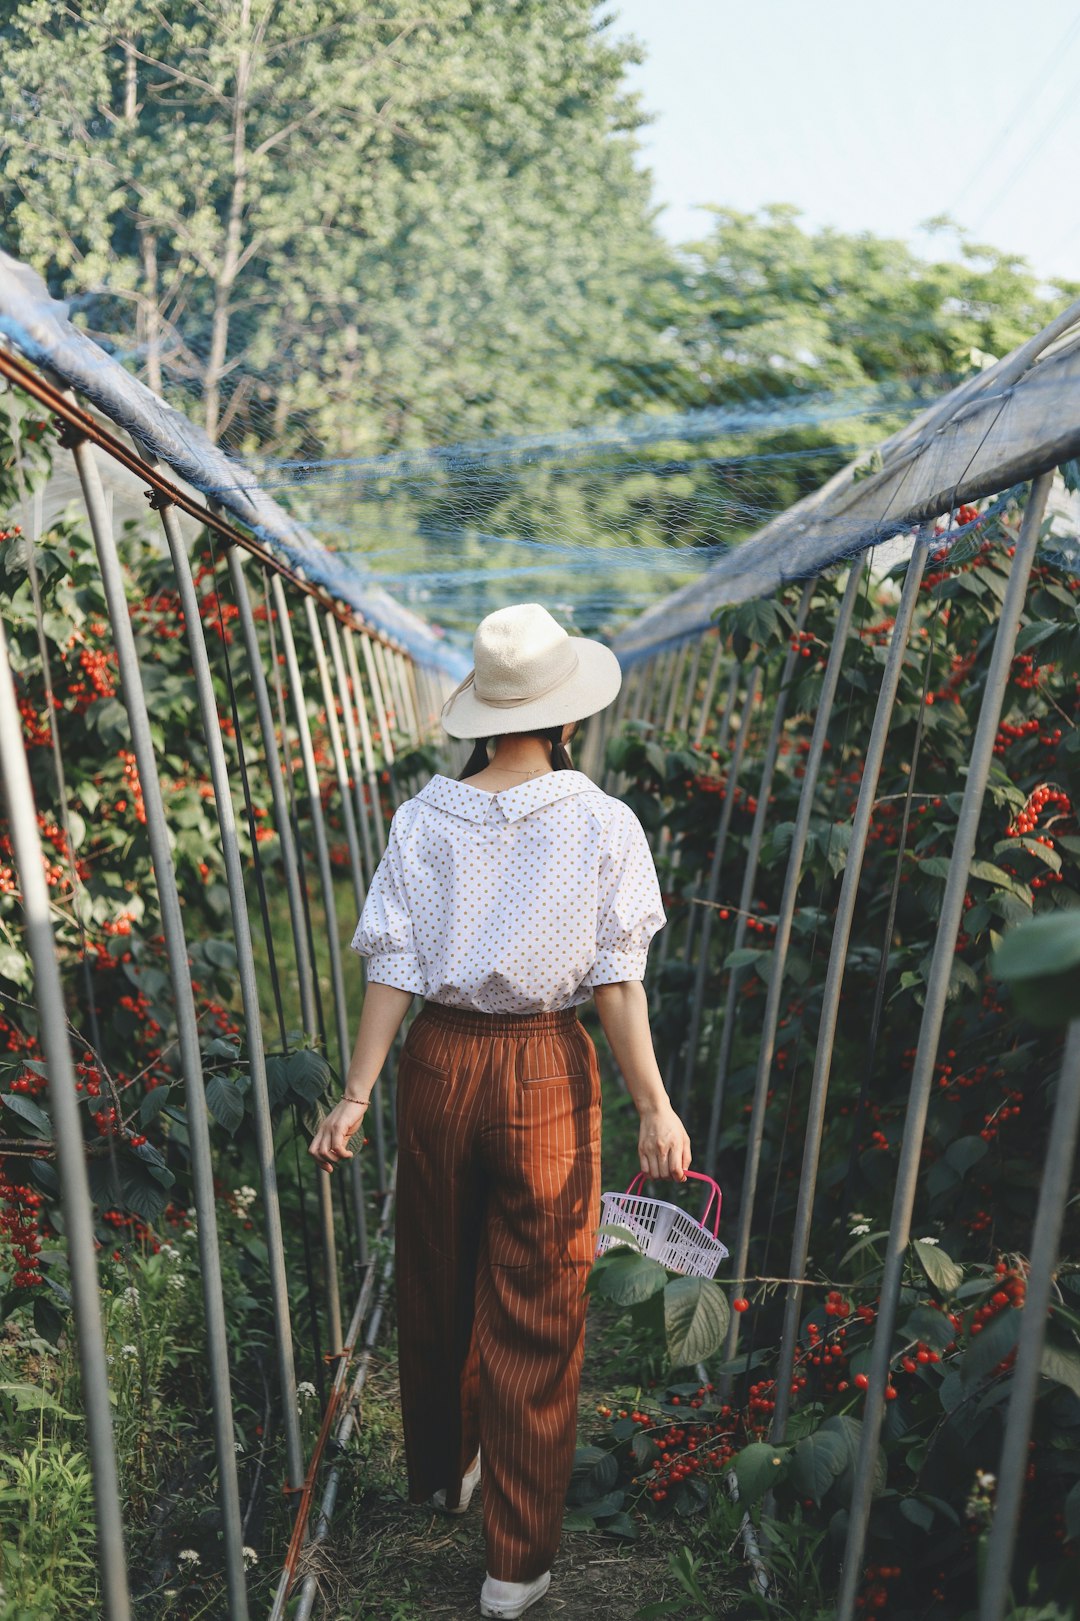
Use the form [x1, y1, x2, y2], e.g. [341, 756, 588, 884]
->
[395, 1000, 602, 1582]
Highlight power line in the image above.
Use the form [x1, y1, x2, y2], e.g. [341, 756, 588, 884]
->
[945, 11, 1080, 220]
[970, 62, 1080, 232]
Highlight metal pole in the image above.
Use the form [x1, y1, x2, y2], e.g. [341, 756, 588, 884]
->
[721, 559, 865, 1373]
[149, 491, 305, 1490]
[679, 664, 761, 1119]
[306, 602, 388, 1196]
[678, 634, 706, 736]
[68, 433, 249, 1618]
[228, 556, 317, 1034]
[0, 616, 133, 1621]
[662, 642, 690, 733]
[371, 637, 399, 745]
[837, 475, 1053, 1618]
[704, 581, 814, 1171]
[270, 572, 353, 1335]
[361, 630, 400, 810]
[343, 628, 387, 846]
[325, 616, 376, 885]
[770, 538, 928, 1449]
[980, 1021, 1080, 1621]
[694, 630, 726, 748]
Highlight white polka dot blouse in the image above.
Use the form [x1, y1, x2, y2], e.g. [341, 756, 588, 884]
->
[349, 769, 667, 1014]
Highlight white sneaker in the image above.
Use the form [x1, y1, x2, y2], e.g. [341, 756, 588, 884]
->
[479, 1571, 551, 1618]
[430, 1453, 481, 1514]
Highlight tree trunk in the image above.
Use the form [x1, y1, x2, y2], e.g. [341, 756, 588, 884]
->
[204, 0, 252, 443]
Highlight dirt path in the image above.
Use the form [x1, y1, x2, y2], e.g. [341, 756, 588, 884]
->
[305, 1320, 736, 1621]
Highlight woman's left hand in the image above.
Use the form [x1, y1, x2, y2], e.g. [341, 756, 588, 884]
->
[309, 1098, 368, 1173]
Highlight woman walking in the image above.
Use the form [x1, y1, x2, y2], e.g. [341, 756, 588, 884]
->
[309, 603, 692, 1618]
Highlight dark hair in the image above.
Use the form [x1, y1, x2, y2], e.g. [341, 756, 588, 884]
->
[459, 721, 581, 780]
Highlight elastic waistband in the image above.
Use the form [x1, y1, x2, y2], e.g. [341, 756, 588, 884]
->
[416, 1000, 580, 1037]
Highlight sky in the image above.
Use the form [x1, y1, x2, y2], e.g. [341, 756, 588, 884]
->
[611, 0, 1080, 287]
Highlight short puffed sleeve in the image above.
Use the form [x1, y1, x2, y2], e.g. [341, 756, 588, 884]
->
[584, 802, 666, 986]
[349, 807, 426, 995]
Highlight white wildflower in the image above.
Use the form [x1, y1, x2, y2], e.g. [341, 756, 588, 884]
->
[120, 1344, 138, 1359]
[917, 1236, 940, 1246]
[850, 1223, 870, 1236]
[975, 1469, 996, 1491]
[242, 1547, 258, 1568]
[297, 1381, 317, 1404]
[159, 1243, 181, 1262]
[234, 1440, 243, 1453]
[178, 1549, 200, 1567]
[169, 1274, 185, 1292]
[120, 1286, 139, 1306]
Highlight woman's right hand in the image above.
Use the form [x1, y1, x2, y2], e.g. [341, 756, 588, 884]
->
[637, 1101, 692, 1181]
[308, 1098, 368, 1173]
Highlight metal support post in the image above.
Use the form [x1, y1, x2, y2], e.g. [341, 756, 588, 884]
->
[69, 434, 249, 1617]
[837, 476, 1052, 1617]
[0, 616, 133, 1621]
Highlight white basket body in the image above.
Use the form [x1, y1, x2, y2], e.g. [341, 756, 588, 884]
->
[597, 1190, 728, 1279]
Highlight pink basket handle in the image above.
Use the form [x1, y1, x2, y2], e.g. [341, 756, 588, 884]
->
[624, 1169, 723, 1238]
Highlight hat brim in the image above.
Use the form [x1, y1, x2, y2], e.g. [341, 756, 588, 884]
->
[441, 638, 623, 739]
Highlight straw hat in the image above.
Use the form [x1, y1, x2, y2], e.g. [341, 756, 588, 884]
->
[440, 603, 622, 739]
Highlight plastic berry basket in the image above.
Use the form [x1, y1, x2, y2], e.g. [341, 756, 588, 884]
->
[596, 1170, 728, 1279]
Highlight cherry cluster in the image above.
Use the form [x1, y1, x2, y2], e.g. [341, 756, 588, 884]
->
[0, 1162, 44, 1288]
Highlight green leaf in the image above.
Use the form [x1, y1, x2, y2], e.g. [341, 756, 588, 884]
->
[732, 1441, 788, 1506]
[970, 859, 1030, 895]
[903, 1305, 955, 1352]
[0, 947, 31, 988]
[994, 836, 1061, 873]
[664, 1276, 731, 1365]
[572, 1491, 625, 1518]
[118, 1165, 168, 1225]
[206, 1074, 245, 1135]
[287, 1048, 332, 1103]
[140, 1085, 172, 1126]
[919, 856, 952, 879]
[913, 1240, 963, 1294]
[601, 1509, 638, 1539]
[589, 1251, 669, 1308]
[962, 1308, 1021, 1387]
[0, 1382, 76, 1418]
[994, 911, 1080, 980]
[993, 911, 1080, 1026]
[789, 1429, 848, 1503]
[2, 1092, 52, 1135]
[568, 1446, 617, 1506]
[1040, 1342, 1080, 1401]
[204, 938, 238, 970]
[562, 1510, 597, 1533]
[33, 1295, 65, 1347]
[899, 1497, 934, 1533]
[595, 1223, 643, 1250]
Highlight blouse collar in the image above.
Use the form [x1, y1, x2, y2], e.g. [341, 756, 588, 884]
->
[415, 769, 600, 825]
